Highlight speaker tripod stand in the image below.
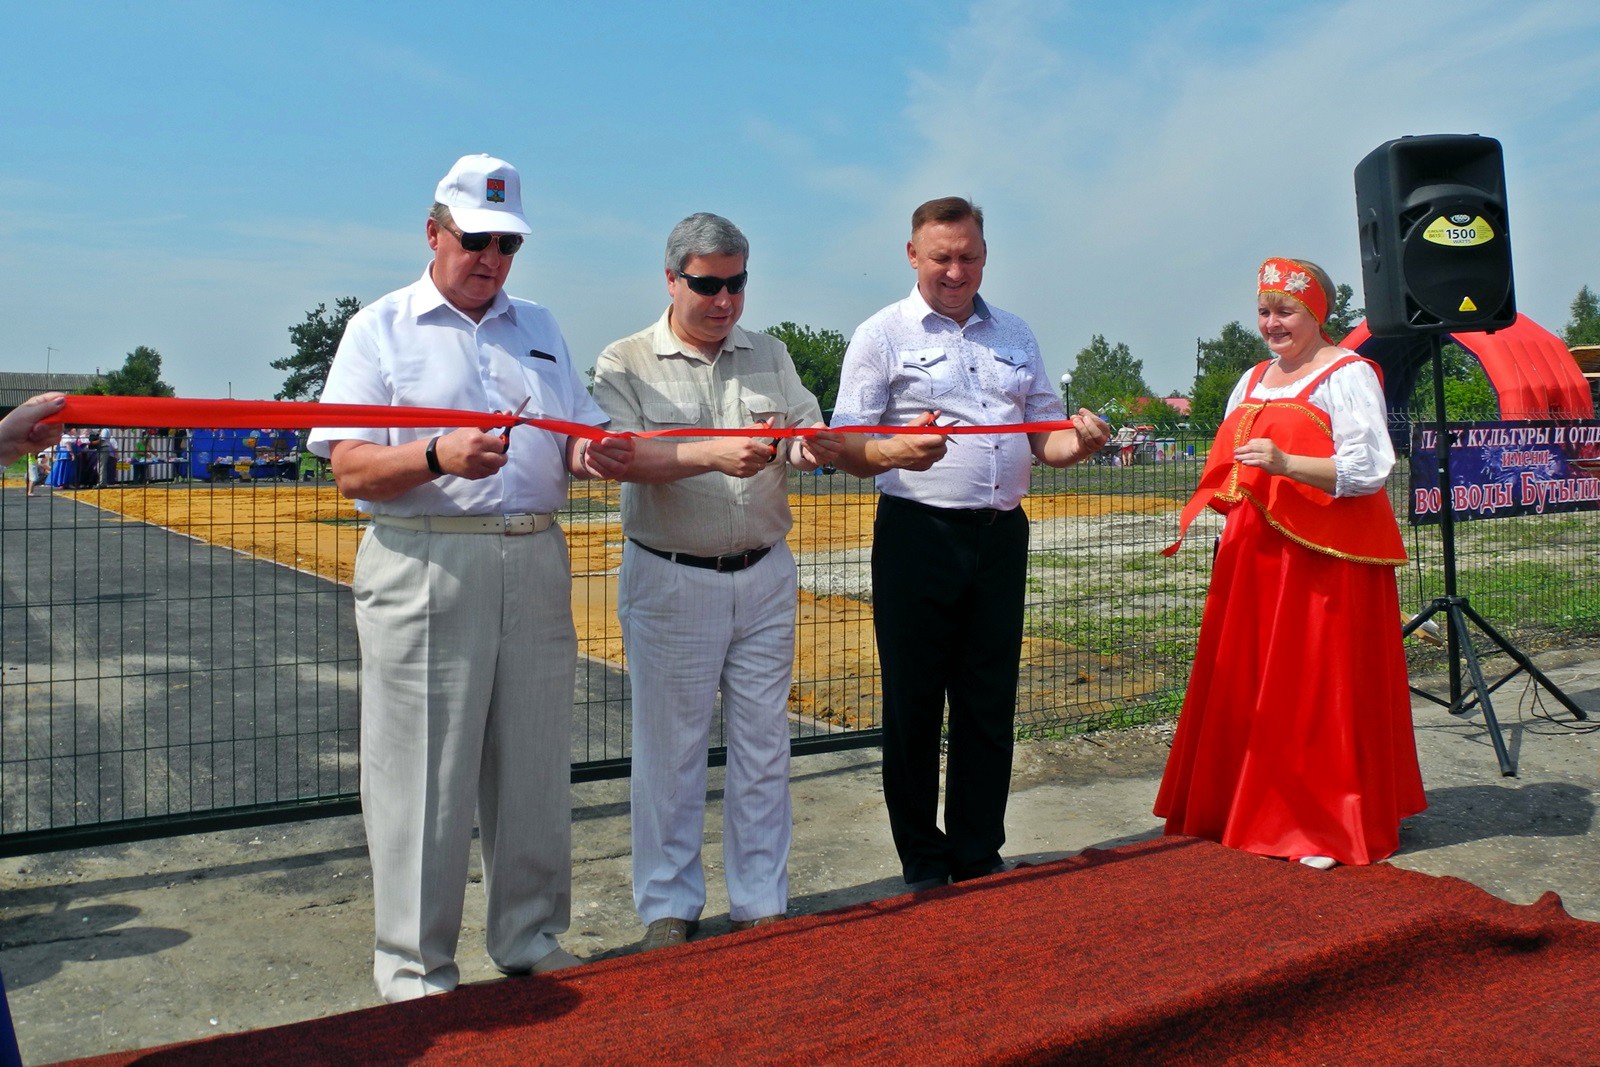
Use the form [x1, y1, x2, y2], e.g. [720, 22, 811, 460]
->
[1400, 333, 1588, 776]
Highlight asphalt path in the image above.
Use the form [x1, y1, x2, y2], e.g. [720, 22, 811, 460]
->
[0, 484, 633, 849]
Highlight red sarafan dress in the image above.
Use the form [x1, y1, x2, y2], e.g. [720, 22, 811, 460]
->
[1155, 354, 1426, 865]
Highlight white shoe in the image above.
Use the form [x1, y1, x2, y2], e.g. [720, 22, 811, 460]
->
[1298, 855, 1338, 870]
[530, 946, 583, 973]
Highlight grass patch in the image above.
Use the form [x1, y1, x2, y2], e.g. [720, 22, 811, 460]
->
[1030, 607, 1201, 664]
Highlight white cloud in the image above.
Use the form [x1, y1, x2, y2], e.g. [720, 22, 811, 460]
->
[804, 0, 1600, 393]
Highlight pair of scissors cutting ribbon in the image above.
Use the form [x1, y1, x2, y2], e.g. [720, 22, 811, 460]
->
[500, 397, 531, 452]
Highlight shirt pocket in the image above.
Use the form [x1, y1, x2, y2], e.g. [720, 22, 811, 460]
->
[991, 347, 1033, 399]
[739, 390, 789, 426]
[897, 347, 957, 400]
[641, 399, 701, 427]
[640, 382, 703, 429]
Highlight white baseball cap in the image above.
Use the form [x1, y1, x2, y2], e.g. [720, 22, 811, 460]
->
[434, 154, 532, 235]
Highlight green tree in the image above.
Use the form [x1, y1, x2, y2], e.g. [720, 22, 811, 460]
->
[764, 321, 847, 411]
[1409, 343, 1499, 421]
[274, 297, 362, 401]
[86, 345, 175, 396]
[1067, 335, 1151, 415]
[1323, 283, 1363, 343]
[1189, 322, 1269, 425]
[1563, 285, 1600, 347]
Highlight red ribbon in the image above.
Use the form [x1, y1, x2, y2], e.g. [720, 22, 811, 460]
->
[51, 395, 1078, 440]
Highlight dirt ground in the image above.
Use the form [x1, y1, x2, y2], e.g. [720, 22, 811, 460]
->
[65, 483, 1177, 730]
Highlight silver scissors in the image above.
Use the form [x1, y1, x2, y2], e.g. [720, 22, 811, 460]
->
[500, 396, 531, 452]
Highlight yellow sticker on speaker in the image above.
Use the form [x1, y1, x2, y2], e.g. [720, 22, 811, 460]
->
[1459, 297, 1479, 312]
[1422, 215, 1495, 247]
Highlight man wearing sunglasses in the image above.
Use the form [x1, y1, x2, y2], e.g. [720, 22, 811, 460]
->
[592, 213, 844, 952]
[832, 197, 1110, 895]
[309, 154, 634, 1003]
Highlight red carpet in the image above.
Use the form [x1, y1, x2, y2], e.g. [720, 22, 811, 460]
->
[59, 837, 1600, 1065]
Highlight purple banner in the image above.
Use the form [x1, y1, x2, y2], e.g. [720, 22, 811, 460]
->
[1408, 420, 1600, 525]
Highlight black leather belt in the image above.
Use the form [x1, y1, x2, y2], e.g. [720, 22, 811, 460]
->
[629, 538, 773, 572]
[882, 494, 1018, 526]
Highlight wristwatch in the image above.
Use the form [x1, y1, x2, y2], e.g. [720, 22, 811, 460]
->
[425, 436, 444, 477]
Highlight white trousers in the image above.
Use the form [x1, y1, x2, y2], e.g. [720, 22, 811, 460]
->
[354, 523, 574, 1003]
[620, 541, 796, 924]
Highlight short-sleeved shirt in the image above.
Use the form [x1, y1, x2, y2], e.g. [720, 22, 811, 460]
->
[592, 311, 824, 557]
[308, 268, 606, 516]
[832, 287, 1064, 511]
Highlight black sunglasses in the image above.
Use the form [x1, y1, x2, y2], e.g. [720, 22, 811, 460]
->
[442, 223, 525, 256]
[677, 270, 748, 296]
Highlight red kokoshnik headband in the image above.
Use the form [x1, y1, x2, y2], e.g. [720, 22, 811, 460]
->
[1258, 258, 1329, 325]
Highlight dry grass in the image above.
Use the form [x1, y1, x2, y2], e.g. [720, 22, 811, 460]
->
[66, 483, 1179, 729]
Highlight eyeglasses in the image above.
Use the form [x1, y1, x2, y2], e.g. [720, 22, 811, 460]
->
[441, 223, 525, 256]
[677, 270, 748, 296]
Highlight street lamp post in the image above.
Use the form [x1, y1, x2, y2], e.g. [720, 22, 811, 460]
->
[45, 346, 56, 390]
[1059, 372, 1072, 412]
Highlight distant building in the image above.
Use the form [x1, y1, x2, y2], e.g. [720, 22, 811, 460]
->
[0, 371, 103, 414]
[1128, 395, 1191, 422]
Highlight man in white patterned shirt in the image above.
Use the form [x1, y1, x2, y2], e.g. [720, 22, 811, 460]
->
[832, 196, 1109, 891]
[592, 213, 844, 951]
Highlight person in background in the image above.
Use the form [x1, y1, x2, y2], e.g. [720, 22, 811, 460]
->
[96, 427, 118, 488]
[830, 196, 1109, 892]
[133, 432, 151, 483]
[309, 153, 634, 1001]
[46, 427, 77, 488]
[592, 212, 843, 951]
[1155, 257, 1425, 869]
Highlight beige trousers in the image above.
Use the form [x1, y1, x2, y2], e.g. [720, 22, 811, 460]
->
[354, 522, 575, 1002]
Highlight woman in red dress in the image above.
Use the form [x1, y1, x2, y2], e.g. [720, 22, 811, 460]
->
[1155, 258, 1426, 868]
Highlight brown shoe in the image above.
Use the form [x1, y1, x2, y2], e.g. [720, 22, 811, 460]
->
[729, 914, 783, 933]
[641, 917, 699, 951]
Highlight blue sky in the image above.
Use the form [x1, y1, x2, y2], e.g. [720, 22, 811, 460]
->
[4, 0, 1597, 401]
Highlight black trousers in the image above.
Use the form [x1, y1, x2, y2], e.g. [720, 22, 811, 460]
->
[872, 494, 1028, 884]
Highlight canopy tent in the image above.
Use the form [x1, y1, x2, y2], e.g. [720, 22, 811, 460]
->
[1339, 314, 1594, 420]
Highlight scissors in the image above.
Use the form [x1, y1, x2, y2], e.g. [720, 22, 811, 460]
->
[500, 396, 531, 452]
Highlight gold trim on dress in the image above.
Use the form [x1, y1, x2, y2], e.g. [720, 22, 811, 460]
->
[1237, 489, 1407, 567]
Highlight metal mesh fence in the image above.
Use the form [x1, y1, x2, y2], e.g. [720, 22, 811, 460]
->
[4, 416, 1599, 854]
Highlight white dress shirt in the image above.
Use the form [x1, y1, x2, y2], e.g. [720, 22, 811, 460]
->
[832, 287, 1065, 511]
[308, 268, 606, 516]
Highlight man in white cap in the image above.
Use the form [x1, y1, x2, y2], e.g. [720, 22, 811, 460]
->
[310, 154, 634, 1002]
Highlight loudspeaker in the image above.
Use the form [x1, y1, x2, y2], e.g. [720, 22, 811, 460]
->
[1354, 134, 1515, 336]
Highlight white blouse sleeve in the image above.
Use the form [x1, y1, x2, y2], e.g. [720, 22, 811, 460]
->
[1223, 371, 1252, 417]
[1322, 360, 1395, 498]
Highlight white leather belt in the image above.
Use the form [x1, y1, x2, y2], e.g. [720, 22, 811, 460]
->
[373, 513, 556, 536]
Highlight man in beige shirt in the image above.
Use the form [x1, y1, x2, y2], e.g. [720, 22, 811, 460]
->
[593, 213, 842, 951]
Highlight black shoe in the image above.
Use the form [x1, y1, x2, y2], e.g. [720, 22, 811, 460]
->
[951, 860, 1009, 884]
[905, 875, 950, 892]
